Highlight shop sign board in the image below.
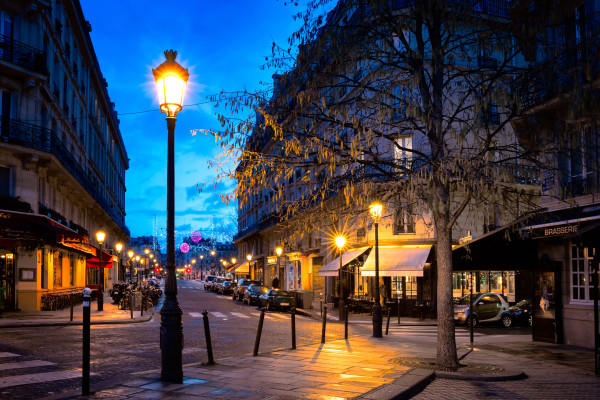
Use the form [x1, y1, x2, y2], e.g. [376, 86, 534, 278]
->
[526, 223, 578, 239]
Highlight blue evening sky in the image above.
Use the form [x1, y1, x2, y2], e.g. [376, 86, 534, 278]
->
[79, 1, 302, 242]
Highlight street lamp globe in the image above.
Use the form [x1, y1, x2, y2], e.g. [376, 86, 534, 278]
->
[369, 202, 383, 223]
[95, 230, 106, 245]
[275, 247, 283, 256]
[335, 235, 346, 250]
[115, 242, 123, 253]
[246, 254, 252, 262]
[128, 250, 134, 259]
[211, 250, 215, 256]
[231, 258, 236, 264]
[145, 248, 150, 255]
[152, 50, 189, 117]
[135, 255, 140, 262]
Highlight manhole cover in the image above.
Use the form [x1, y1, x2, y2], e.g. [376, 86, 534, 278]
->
[392, 357, 506, 374]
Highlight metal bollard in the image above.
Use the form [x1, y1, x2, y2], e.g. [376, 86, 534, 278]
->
[386, 307, 391, 335]
[82, 287, 91, 396]
[397, 297, 401, 325]
[202, 310, 214, 364]
[321, 306, 327, 343]
[141, 294, 144, 317]
[130, 293, 134, 319]
[70, 294, 74, 322]
[344, 305, 349, 340]
[291, 307, 296, 350]
[254, 308, 266, 356]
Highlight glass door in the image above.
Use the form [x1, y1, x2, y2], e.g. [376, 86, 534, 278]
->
[533, 269, 562, 343]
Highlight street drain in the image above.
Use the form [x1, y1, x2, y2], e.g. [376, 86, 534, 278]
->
[392, 357, 506, 374]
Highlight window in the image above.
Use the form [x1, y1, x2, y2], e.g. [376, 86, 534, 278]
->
[53, 251, 63, 287]
[571, 244, 596, 302]
[394, 135, 412, 170]
[393, 206, 415, 234]
[392, 84, 409, 121]
[392, 28, 410, 52]
[564, 126, 599, 197]
[0, 167, 9, 196]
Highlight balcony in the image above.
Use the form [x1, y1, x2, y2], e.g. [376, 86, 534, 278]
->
[0, 117, 129, 236]
[566, 176, 595, 198]
[0, 34, 47, 75]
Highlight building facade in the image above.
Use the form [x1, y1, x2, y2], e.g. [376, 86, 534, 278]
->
[0, 0, 129, 311]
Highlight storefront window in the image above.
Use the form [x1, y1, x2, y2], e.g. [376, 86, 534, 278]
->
[405, 276, 417, 299]
[571, 244, 595, 303]
[0, 251, 14, 309]
[53, 251, 62, 287]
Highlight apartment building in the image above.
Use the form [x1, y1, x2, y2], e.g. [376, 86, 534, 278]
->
[0, 0, 129, 311]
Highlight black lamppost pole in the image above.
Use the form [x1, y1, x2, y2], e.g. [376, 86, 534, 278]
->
[369, 202, 383, 338]
[153, 49, 189, 384]
[335, 235, 346, 322]
[95, 230, 106, 311]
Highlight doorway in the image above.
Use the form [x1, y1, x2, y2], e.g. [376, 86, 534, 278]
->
[0, 251, 15, 311]
[533, 268, 562, 343]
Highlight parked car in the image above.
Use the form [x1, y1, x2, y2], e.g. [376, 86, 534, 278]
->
[259, 289, 296, 311]
[203, 275, 217, 290]
[243, 284, 269, 306]
[220, 281, 236, 296]
[212, 277, 225, 292]
[146, 278, 160, 288]
[509, 298, 533, 327]
[454, 292, 512, 327]
[234, 279, 261, 301]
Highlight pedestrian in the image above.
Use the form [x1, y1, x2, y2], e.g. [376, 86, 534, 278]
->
[272, 276, 279, 289]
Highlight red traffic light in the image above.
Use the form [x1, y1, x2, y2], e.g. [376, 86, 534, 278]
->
[186, 268, 191, 273]
[155, 268, 160, 273]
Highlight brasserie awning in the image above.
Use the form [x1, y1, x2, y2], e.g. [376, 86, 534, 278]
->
[225, 263, 238, 272]
[86, 248, 114, 269]
[318, 247, 371, 277]
[233, 262, 249, 274]
[361, 246, 432, 277]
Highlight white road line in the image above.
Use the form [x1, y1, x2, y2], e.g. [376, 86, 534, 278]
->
[0, 352, 19, 358]
[250, 312, 261, 317]
[0, 360, 55, 371]
[189, 312, 203, 318]
[210, 312, 227, 318]
[230, 312, 251, 318]
[266, 313, 290, 320]
[0, 370, 89, 389]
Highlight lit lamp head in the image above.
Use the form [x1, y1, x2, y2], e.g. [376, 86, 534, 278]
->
[128, 250, 134, 259]
[135, 255, 140, 262]
[275, 247, 283, 256]
[144, 248, 149, 255]
[211, 250, 215, 256]
[369, 202, 383, 223]
[200, 255, 204, 260]
[246, 254, 252, 262]
[95, 230, 106, 245]
[150, 254, 154, 259]
[335, 235, 346, 250]
[152, 50, 189, 117]
[231, 258, 236, 264]
[191, 259, 196, 264]
[115, 242, 123, 253]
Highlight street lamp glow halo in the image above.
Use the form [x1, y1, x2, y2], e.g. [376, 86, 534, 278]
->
[246, 254, 252, 261]
[335, 235, 346, 249]
[152, 50, 189, 117]
[115, 242, 123, 252]
[275, 247, 283, 256]
[128, 250, 134, 258]
[369, 202, 384, 223]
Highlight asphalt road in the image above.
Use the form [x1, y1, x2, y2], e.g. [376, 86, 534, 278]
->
[0, 279, 531, 399]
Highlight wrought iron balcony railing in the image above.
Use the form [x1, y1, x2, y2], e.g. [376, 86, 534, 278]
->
[0, 34, 47, 75]
[0, 116, 129, 236]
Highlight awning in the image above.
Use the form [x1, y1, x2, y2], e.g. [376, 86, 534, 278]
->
[225, 263, 238, 272]
[233, 263, 249, 274]
[361, 246, 432, 277]
[319, 247, 371, 277]
[302, 249, 320, 257]
[0, 210, 88, 244]
[86, 248, 114, 269]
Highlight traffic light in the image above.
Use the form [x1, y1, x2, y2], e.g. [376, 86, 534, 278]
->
[186, 267, 191, 274]
[155, 268, 160, 273]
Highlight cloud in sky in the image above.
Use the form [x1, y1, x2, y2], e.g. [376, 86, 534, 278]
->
[80, 0, 301, 239]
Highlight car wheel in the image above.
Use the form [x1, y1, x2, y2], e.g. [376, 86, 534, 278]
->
[528, 315, 533, 327]
[501, 314, 512, 328]
[467, 315, 478, 328]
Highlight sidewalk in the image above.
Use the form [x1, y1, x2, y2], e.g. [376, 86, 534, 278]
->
[0, 299, 154, 328]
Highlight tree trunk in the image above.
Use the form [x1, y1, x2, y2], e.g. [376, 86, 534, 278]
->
[434, 212, 460, 370]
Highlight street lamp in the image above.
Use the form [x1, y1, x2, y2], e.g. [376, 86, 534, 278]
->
[144, 248, 150, 280]
[95, 230, 106, 311]
[153, 49, 188, 384]
[115, 242, 123, 282]
[135, 255, 140, 282]
[128, 250, 134, 282]
[369, 202, 383, 338]
[335, 235, 346, 322]
[276, 247, 283, 289]
[200, 254, 204, 279]
[247, 254, 252, 280]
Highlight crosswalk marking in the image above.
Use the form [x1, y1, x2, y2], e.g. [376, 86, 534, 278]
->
[230, 312, 250, 318]
[189, 312, 204, 318]
[0, 352, 19, 358]
[0, 360, 54, 371]
[0, 369, 87, 389]
[211, 312, 227, 318]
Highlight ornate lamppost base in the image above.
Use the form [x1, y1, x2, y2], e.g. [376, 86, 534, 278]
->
[372, 303, 383, 338]
[160, 296, 183, 383]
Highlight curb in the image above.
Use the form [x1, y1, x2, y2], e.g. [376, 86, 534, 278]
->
[0, 307, 156, 328]
[435, 370, 527, 381]
[353, 368, 435, 400]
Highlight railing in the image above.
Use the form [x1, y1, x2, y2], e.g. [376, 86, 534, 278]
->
[0, 34, 47, 75]
[390, 0, 510, 18]
[566, 176, 594, 198]
[478, 55, 498, 68]
[0, 117, 129, 236]
[493, 162, 540, 186]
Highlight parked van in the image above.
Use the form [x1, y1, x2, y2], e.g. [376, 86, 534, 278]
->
[203, 275, 217, 290]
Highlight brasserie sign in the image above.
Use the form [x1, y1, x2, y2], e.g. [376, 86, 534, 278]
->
[527, 223, 578, 239]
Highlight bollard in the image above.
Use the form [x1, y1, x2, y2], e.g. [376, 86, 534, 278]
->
[386, 307, 391, 335]
[70, 294, 74, 322]
[141, 294, 144, 317]
[344, 305, 349, 339]
[82, 287, 91, 396]
[130, 293, 134, 319]
[254, 308, 266, 356]
[202, 310, 215, 364]
[291, 307, 296, 350]
[397, 297, 401, 325]
[321, 306, 327, 343]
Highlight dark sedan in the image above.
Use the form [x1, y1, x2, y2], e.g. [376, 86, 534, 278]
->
[234, 279, 261, 301]
[509, 299, 533, 327]
[220, 281, 236, 296]
[259, 289, 296, 311]
[243, 284, 268, 306]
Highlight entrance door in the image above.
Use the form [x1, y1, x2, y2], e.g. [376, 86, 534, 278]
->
[0, 251, 15, 311]
[533, 269, 562, 343]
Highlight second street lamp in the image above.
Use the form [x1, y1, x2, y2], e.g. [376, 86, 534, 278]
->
[95, 230, 106, 311]
[335, 235, 346, 322]
[128, 250, 134, 282]
[153, 49, 189, 384]
[115, 242, 123, 282]
[369, 202, 384, 338]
